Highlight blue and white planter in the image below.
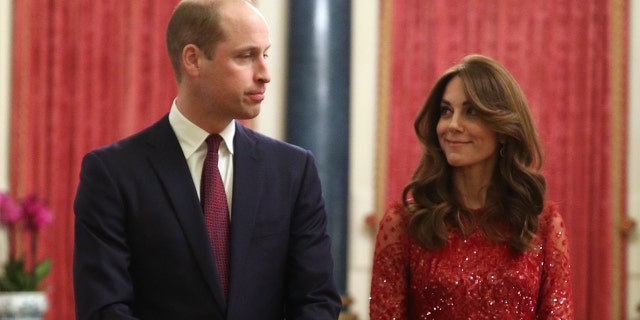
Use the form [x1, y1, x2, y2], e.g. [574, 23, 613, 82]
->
[0, 292, 48, 320]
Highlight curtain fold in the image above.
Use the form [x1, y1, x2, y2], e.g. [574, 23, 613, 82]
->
[11, 1, 178, 319]
[377, 0, 628, 319]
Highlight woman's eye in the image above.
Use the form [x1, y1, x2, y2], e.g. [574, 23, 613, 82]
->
[440, 106, 451, 115]
[467, 108, 478, 116]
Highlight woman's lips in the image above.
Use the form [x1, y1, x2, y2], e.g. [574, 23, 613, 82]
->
[445, 139, 470, 147]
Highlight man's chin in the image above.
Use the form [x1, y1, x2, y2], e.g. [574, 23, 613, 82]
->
[238, 106, 261, 120]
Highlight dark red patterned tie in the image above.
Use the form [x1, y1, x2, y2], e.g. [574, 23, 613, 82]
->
[201, 134, 230, 298]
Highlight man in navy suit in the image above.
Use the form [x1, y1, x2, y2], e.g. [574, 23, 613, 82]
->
[73, 0, 341, 318]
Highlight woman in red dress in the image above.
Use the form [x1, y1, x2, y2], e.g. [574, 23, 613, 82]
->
[370, 55, 573, 320]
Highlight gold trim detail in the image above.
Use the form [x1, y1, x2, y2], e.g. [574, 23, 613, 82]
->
[374, 0, 393, 219]
[608, 0, 628, 319]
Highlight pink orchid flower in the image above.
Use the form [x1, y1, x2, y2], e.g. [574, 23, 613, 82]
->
[0, 192, 22, 225]
[21, 193, 54, 231]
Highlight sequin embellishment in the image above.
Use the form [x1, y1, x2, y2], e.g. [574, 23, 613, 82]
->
[369, 203, 573, 320]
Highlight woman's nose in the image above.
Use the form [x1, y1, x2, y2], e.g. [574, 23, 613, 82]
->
[448, 113, 463, 131]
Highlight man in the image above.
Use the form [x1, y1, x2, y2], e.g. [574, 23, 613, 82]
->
[73, 0, 341, 318]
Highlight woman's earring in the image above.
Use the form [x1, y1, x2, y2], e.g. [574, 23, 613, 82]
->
[499, 144, 505, 157]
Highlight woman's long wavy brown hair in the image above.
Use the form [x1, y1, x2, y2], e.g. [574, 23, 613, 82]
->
[402, 54, 546, 254]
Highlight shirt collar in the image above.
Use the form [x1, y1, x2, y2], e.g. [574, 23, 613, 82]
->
[168, 99, 235, 158]
[218, 119, 235, 155]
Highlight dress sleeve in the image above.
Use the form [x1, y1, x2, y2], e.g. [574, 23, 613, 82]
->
[369, 203, 410, 320]
[536, 203, 574, 320]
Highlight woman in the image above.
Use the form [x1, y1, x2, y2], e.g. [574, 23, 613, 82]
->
[369, 55, 573, 319]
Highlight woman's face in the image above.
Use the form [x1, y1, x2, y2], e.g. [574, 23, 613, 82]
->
[436, 76, 498, 172]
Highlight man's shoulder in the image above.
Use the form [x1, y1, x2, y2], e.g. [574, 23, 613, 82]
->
[90, 115, 172, 157]
[236, 123, 309, 156]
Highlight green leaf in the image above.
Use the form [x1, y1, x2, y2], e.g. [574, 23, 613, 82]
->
[33, 258, 52, 284]
[0, 257, 51, 292]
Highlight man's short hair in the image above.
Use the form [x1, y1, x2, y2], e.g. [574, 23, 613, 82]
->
[166, 1, 225, 82]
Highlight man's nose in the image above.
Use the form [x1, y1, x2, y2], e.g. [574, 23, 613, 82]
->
[256, 57, 271, 83]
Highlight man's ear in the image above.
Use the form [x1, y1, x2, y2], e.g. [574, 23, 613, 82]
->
[182, 44, 201, 77]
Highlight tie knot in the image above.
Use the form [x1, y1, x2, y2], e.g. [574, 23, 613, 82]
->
[206, 134, 223, 152]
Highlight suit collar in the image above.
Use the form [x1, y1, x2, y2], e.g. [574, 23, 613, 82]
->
[145, 115, 228, 310]
[227, 124, 264, 305]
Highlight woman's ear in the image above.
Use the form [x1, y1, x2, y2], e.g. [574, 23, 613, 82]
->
[497, 136, 507, 157]
[497, 134, 507, 145]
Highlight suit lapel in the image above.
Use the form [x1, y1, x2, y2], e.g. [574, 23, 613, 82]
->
[144, 116, 227, 309]
[228, 124, 263, 305]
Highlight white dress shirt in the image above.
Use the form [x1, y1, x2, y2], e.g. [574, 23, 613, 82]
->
[168, 100, 235, 213]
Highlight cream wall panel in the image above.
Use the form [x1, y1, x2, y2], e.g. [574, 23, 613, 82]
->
[255, 0, 289, 140]
[0, 0, 13, 268]
[347, 1, 379, 319]
[0, 0, 12, 192]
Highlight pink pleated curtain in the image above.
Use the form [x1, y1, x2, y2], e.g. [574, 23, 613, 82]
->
[11, 1, 179, 319]
[376, 1, 629, 319]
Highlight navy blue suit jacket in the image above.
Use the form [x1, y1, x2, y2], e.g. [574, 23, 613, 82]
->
[73, 116, 341, 319]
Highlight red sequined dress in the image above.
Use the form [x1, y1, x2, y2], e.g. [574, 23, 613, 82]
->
[369, 202, 573, 319]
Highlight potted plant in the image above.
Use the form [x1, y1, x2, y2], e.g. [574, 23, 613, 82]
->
[0, 192, 53, 319]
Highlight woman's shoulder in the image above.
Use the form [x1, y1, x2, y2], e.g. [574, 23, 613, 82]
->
[375, 202, 411, 246]
[537, 201, 569, 237]
[382, 201, 412, 224]
[539, 201, 562, 221]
